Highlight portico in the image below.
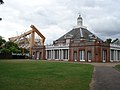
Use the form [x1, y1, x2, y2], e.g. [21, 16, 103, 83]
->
[110, 44, 120, 62]
[46, 45, 69, 61]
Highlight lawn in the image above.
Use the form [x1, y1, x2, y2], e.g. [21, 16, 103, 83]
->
[115, 64, 120, 71]
[0, 60, 93, 90]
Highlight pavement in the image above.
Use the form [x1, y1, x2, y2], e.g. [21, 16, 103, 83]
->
[89, 63, 120, 90]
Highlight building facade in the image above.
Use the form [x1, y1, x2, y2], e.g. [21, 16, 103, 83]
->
[110, 39, 120, 62]
[32, 15, 120, 62]
[45, 14, 110, 62]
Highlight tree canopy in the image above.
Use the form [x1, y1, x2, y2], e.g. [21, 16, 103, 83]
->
[0, 0, 4, 21]
[0, 0, 4, 4]
[0, 36, 6, 47]
[0, 36, 22, 54]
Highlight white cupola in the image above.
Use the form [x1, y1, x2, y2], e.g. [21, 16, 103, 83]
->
[77, 14, 83, 26]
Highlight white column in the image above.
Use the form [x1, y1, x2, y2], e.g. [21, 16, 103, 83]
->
[52, 50, 53, 59]
[63, 50, 65, 59]
[115, 50, 117, 61]
[110, 49, 113, 62]
[116, 50, 118, 61]
[110, 50, 111, 61]
[51, 50, 52, 60]
[114, 50, 116, 61]
[113, 50, 115, 61]
[46, 50, 48, 59]
[59, 50, 61, 60]
[61, 49, 63, 60]
[53, 50, 55, 59]
[118, 50, 120, 61]
[118, 50, 119, 61]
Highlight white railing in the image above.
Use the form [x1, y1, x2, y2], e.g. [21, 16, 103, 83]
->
[110, 44, 120, 51]
[46, 44, 69, 50]
[110, 44, 120, 48]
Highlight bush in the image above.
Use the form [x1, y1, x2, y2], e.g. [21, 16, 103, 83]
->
[0, 53, 12, 59]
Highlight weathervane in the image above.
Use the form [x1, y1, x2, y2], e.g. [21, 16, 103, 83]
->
[78, 12, 81, 16]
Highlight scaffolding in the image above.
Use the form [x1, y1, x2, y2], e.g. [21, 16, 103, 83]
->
[9, 25, 45, 57]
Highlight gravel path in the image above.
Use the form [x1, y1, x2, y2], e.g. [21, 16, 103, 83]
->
[92, 66, 120, 90]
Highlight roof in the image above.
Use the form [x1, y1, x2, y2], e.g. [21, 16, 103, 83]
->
[56, 27, 103, 42]
[112, 38, 120, 45]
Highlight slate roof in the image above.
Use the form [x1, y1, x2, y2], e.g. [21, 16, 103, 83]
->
[112, 38, 120, 45]
[56, 27, 103, 42]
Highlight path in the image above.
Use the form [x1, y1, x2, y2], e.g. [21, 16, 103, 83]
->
[90, 63, 120, 90]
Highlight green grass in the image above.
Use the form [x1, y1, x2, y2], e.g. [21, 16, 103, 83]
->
[0, 60, 93, 90]
[115, 64, 120, 71]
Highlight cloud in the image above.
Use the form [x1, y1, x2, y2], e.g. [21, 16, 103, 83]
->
[0, 0, 120, 44]
[89, 16, 120, 35]
[41, 25, 67, 44]
[0, 20, 26, 40]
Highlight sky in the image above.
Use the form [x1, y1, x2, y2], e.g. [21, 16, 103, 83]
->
[0, 0, 120, 44]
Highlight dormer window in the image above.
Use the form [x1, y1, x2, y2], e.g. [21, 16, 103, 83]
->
[64, 34, 73, 39]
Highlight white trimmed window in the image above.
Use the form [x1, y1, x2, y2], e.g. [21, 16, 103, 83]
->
[80, 50, 85, 61]
[102, 50, 107, 61]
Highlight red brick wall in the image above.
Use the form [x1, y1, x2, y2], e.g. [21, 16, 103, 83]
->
[32, 45, 46, 60]
[69, 42, 110, 62]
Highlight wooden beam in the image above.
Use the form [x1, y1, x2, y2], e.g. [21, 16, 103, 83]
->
[30, 31, 35, 57]
[30, 25, 45, 45]
[9, 25, 45, 58]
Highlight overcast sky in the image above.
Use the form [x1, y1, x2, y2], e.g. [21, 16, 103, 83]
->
[0, 0, 120, 44]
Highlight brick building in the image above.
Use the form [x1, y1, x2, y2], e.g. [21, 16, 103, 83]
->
[45, 15, 110, 62]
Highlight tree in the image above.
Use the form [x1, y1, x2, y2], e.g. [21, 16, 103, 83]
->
[0, 0, 4, 4]
[0, 0, 4, 21]
[0, 48, 10, 53]
[5, 41, 18, 49]
[0, 36, 6, 48]
[105, 38, 112, 43]
[4, 41, 22, 54]
[0, 37, 22, 54]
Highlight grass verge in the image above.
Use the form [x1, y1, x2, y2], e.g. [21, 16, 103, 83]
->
[115, 64, 120, 71]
